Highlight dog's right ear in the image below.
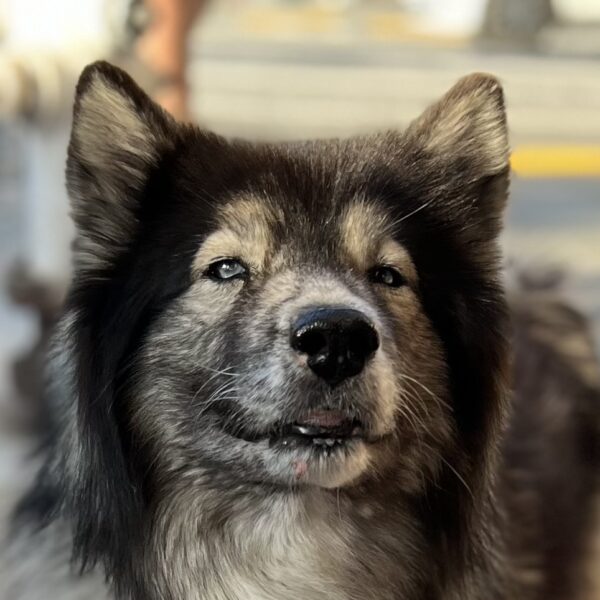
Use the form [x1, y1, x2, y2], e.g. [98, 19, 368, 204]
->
[67, 61, 177, 274]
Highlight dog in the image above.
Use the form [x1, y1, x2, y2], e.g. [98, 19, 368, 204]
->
[1, 62, 598, 600]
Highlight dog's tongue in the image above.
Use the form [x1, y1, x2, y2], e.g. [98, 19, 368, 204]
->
[291, 411, 353, 437]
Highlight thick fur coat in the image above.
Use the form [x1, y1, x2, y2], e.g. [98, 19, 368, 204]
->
[1, 62, 598, 600]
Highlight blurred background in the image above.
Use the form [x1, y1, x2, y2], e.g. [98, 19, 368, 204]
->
[0, 0, 599, 549]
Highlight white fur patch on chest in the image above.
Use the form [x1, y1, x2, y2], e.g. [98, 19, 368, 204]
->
[153, 489, 414, 600]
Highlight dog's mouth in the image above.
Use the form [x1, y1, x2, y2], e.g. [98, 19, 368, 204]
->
[221, 409, 378, 454]
[268, 411, 366, 450]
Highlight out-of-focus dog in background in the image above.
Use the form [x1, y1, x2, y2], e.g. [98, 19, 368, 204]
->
[0, 62, 598, 600]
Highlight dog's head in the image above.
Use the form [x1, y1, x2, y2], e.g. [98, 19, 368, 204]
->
[62, 62, 510, 571]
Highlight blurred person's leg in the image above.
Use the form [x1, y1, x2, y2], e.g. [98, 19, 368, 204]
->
[136, 0, 205, 120]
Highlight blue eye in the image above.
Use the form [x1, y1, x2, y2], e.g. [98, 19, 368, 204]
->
[205, 259, 248, 282]
[368, 266, 406, 288]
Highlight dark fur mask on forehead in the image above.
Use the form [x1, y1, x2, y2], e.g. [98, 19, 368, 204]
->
[44, 61, 511, 595]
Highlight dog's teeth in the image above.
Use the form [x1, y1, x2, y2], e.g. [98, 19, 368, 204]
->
[293, 425, 321, 436]
[309, 437, 344, 449]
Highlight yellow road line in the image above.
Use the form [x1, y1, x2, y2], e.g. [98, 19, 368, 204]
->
[366, 13, 467, 46]
[511, 146, 600, 178]
[236, 6, 468, 46]
[240, 7, 342, 37]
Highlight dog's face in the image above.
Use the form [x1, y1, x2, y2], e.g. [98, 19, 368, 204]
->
[65, 64, 509, 511]
[134, 183, 451, 490]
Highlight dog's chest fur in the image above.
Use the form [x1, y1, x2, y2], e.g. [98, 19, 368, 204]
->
[143, 488, 421, 600]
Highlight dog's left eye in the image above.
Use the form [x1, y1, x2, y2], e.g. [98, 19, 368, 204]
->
[205, 259, 248, 282]
[368, 265, 406, 288]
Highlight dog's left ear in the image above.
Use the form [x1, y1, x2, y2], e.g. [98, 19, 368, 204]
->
[403, 73, 510, 238]
[406, 73, 508, 176]
[67, 61, 177, 273]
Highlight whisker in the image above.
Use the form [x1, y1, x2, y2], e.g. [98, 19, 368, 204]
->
[390, 199, 435, 228]
[195, 364, 239, 378]
[418, 440, 474, 500]
[398, 373, 452, 411]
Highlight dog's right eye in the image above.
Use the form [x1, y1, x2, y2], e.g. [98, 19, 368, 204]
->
[205, 259, 248, 282]
[368, 265, 406, 288]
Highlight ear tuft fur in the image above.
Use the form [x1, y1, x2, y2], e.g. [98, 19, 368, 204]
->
[73, 62, 161, 189]
[407, 72, 509, 178]
[67, 61, 176, 274]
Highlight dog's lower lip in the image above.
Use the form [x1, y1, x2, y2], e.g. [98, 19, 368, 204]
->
[220, 411, 369, 445]
[268, 413, 366, 449]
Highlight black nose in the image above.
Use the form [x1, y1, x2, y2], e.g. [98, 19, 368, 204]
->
[291, 307, 380, 387]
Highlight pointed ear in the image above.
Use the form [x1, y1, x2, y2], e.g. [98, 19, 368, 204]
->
[67, 61, 177, 273]
[406, 73, 509, 178]
[402, 73, 510, 241]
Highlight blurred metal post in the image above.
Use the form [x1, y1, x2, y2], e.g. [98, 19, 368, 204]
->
[481, 0, 555, 42]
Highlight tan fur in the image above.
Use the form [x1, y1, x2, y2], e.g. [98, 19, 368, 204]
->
[192, 198, 284, 276]
[142, 483, 421, 600]
[75, 74, 157, 189]
[407, 73, 509, 176]
[340, 201, 418, 284]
